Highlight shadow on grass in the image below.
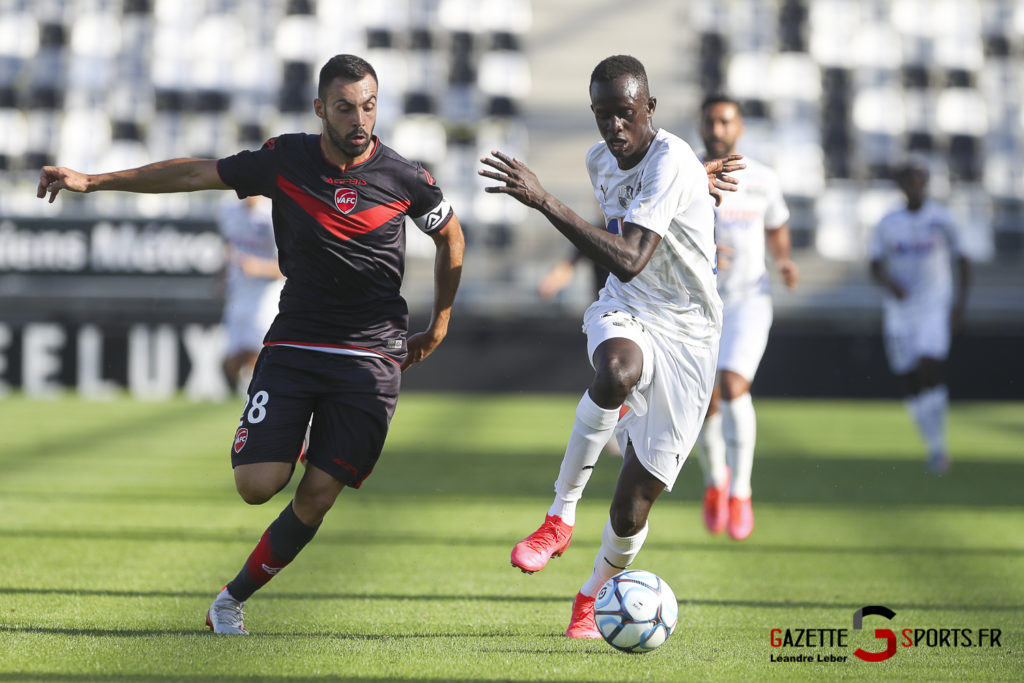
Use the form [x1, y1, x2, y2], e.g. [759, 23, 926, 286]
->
[1, 527, 1023, 559]
[0, 675, 580, 683]
[371, 450, 1024, 508]
[1, 401, 225, 472]
[0, 625, 560, 640]
[1, 589, 1018, 614]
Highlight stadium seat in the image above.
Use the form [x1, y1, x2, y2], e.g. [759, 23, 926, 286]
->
[58, 109, 113, 173]
[814, 183, 863, 261]
[276, 13, 319, 62]
[478, 50, 530, 98]
[478, 0, 532, 35]
[439, 0, 481, 33]
[935, 87, 988, 136]
[392, 113, 447, 168]
[725, 52, 772, 101]
[0, 106, 29, 165]
[770, 53, 820, 102]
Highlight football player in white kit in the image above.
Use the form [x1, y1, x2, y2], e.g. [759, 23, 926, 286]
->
[869, 160, 971, 475]
[694, 95, 799, 541]
[218, 195, 285, 395]
[480, 55, 742, 638]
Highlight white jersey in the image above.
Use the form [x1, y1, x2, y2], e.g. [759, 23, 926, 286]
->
[705, 155, 789, 305]
[868, 199, 964, 309]
[586, 129, 722, 346]
[218, 197, 283, 353]
[219, 198, 279, 294]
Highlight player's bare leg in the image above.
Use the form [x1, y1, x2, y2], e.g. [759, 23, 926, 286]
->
[512, 338, 639, 573]
[224, 349, 260, 397]
[568, 443, 663, 638]
[209, 463, 342, 634]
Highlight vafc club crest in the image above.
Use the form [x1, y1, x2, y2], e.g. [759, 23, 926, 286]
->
[618, 185, 635, 209]
[335, 188, 358, 214]
[233, 428, 248, 453]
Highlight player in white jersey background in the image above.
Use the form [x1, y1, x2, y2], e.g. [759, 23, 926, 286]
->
[868, 159, 971, 475]
[694, 95, 799, 541]
[217, 195, 284, 395]
[480, 55, 741, 639]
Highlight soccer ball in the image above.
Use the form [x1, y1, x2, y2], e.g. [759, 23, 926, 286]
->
[594, 570, 678, 653]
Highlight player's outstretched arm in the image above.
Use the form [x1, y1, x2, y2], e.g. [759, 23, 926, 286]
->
[704, 154, 745, 206]
[37, 158, 230, 203]
[402, 215, 465, 371]
[479, 150, 659, 282]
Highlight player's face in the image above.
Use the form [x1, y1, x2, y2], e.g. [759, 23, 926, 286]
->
[589, 75, 657, 169]
[897, 169, 928, 207]
[316, 75, 378, 161]
[701, 102, 743, 159]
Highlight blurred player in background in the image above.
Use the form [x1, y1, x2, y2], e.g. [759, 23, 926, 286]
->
[481, 55, 740, 638]
[694, 95, 799, 541]
[869, 159, 970, 475]
[537, 247, 609, 303]
[218, 195, 284, 395]
[37, 54, 465, 635]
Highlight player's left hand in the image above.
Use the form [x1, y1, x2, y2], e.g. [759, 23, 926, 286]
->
[777, 258, 800, 288]
[704, 154, 745, 206]
[401, 330, 444, 371]
[479, 151, 548, 209]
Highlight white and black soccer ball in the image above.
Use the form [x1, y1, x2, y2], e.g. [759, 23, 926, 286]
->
[594, 569, 678, 653]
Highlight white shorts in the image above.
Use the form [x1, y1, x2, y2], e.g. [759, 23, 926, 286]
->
[717, 294, 773, 381]
[582, 306, 718, 491]
[883, 301, 950, 374]
[223, 279, 284, 355]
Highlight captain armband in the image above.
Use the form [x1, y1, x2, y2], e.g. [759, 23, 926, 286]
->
[412, 198, 453, 234]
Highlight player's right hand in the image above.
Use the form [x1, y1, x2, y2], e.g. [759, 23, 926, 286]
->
[37, 166, 89, 203]
[704, 154, 745, 206]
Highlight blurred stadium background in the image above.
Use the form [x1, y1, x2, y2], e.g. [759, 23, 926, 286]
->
[0, 0, 1021, 400]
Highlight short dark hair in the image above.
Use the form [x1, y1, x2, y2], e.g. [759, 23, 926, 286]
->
[701, 93, 743, 116]
[895, 156, 930, 181]
[590, 55, 649, 94]
[318, 55, 378, 100]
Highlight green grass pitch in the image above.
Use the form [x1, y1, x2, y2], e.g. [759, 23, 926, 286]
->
[1, 394, 1021, 681]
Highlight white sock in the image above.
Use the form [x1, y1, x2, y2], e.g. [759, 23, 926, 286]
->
[722, 393, 756, 499]
[580, 519, 649, 597]
[696, 412, 727, 488]
[548, 391, 620, 526]
[904, 393, 930, 450]
[919, 385, 949, 455]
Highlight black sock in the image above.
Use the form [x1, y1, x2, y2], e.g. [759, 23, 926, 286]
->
[225, 502, 320, 602]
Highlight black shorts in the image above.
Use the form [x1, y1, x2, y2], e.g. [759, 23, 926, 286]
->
[230, 345, 401, 488]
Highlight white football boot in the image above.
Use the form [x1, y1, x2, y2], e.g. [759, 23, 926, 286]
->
[205, 587, 249, 635]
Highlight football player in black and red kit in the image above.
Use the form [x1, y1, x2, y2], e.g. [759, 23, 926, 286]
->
[37, 55, 465, 635]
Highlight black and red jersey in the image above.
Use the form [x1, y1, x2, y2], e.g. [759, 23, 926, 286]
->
[217, 133, 453, 364]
